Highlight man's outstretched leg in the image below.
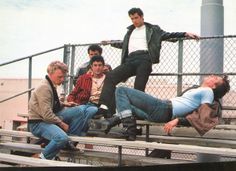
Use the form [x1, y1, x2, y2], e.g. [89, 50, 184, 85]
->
[97, 63, 135, 117]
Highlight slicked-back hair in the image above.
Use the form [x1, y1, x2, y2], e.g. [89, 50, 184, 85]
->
[213, 75, 230, 100]
[89, 55, 105, 66]
[128, 8, 143, 17]
[87, 45, 103, 55]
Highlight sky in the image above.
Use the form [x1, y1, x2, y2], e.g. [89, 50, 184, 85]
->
[0, 0, 236, 78]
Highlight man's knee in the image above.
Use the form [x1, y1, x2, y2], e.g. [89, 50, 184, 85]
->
[54, 133, 69, 145]
[116, 86, 127, 94]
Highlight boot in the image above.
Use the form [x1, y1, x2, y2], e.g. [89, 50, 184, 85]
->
[121, 116, 137, 141]
[104, 116, 121, 134]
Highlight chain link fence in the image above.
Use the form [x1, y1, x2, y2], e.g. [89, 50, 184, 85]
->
[61, 36, 236, 164]
[65, 35, 236, 121]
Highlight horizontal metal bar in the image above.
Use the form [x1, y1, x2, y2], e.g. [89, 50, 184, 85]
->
[0, 88, 34, 103]
[0, 46, 64, 67]
[149, 72, 236, 76]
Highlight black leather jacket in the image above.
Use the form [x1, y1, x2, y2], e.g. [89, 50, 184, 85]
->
[112, 22, 186, 64]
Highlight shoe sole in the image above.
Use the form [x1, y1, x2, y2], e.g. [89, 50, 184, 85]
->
[89, 119, 110, 130]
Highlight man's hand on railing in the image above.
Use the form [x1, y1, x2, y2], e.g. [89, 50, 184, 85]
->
[101, 40, 123, 45]
[185, 32, 200, 40]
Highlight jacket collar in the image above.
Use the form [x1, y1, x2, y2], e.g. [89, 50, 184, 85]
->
[127, 22, 153, 30]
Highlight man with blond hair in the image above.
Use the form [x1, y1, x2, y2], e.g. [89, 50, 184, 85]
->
[28, 61, 85, 160]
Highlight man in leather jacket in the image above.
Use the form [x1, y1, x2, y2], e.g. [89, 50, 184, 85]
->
[97, 7, 199, 117]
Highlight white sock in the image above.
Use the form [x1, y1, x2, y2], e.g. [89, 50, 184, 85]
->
[100, 104, 108, 110]
[39, 152, 46, 159]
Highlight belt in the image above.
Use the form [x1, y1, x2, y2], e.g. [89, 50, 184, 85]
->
[129, 50, 149, 56]
[166, 100, 173, 119]
[28, 119, 42, 124]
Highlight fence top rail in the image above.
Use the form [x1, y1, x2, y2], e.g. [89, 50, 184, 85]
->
[0, 46, 65, 67]
[1, 34, 236, 66]
[71, 35, 236, 47]
[0, 88, 34, 104]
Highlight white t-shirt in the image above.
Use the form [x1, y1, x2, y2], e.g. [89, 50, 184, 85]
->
[170, 87, 214, 117]
[89, 75, 105, 104]
[128, 25, 148, 54]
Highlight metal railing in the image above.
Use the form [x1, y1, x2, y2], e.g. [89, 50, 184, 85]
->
[0, 88, 34, 104]
[0, 45, 66, 103]
[1, 35, 236, 116]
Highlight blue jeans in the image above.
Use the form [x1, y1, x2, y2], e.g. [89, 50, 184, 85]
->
[115, 86, 172, 123]
[74, 102, 98, 134]
[29, 104, 98, 159]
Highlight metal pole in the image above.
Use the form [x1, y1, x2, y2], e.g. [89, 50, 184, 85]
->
[63, 44, 71, 95]
[177, 39, 183, 96]
[118, 146, 122, 166]
[28, 57, 32, 101]
[198, 0, 224, 162]
[69, 45, 76, 93]
[145, 125, 150, 156]
[27, 57, 32, 143]
[200, 0, 224, 76]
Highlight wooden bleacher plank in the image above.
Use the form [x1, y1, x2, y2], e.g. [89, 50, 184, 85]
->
[137, 120, 236, 131]
[0, 163, 13, 167]
[0, 142, 42, 154]
[146, 124, 236, 140]
[74, 150, 193, 165]
[0, 152, 89, 167]
[86, 129, 236, 149]
[147, 135, 236, 148]
[68, 136, 236, 157]
[215, 124, 236, 130]
[0, 142, 192, 166]
[0, 129, 34, 138]
[1, 129, 236, 158]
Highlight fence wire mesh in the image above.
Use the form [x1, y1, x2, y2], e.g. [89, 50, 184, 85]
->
[66, 36, 236, 120]
[63, 36, 236, 163]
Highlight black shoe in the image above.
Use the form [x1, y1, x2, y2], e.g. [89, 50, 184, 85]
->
[148, 149, 171, 159]
[104, 116, 121, 134]
[62, 141, 78, 151]
[93, 108, 108, 119]
[34, 138, 49, 148]
[136, 127, 142, 136]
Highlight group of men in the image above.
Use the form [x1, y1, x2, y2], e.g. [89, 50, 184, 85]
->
[28, 8, 230, 160]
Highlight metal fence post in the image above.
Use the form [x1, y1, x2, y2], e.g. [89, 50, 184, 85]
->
[69, 45, 76, 93]
[118, 146, 122, 166]
[28, 57, 32, 101]
[63, 44, 71, 95]
[177, 39, 183, 96]
[27, 57, 33, 143]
